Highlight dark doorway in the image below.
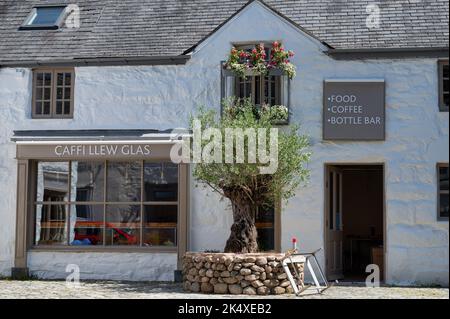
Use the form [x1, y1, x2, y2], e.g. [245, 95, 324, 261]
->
[326, 164, 384, 281]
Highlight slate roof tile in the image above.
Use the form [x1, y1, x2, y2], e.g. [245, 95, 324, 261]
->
[0, 0, 448, 63]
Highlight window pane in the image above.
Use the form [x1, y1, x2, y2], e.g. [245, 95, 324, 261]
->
[64, 87, 71, 99]
[35, 204, 67, 245]
[105, 204, 140, 245]
[44, 87, 51, 100]
[43, 101, 50, 114]
[255, 204, 274, 251]
[255, 76, 261, 105]
[44, 73, 51, 86]
[440, 194, 449, 218]
[64, 101, 71, 114]
[29, 6, 65, 25]
[444, 64, 449, 78]
[56, 101, 62, 114]
[143, 162, 178, 201]
[36, 73, 44, 86]
[72, 161, 105, 202]
[107, 162, 141, 202]
[35, 101, 42, 115]
[36, 162, 69, 202]
[57, 87, 63, 100]
[70, 204, 104, 246]
[439, 167, 449, 191]
[35, 87, 43, 100]
[64, 73, 71, 86]
[238, 77, 252, 99]
[57, 73, 64, 86]
[143, 205, 177, 246]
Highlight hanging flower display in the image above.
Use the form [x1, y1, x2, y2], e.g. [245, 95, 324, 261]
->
[269, 41, 296, 79]
[224, 41, 297, 79]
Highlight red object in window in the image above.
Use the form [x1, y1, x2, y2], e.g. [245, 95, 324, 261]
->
[74, 221, 138, 245]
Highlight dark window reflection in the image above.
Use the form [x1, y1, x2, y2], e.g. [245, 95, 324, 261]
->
[71, 204, 104, 245]
[143, 205, 177, 246]
[107, 162, 141, 202]
[73, 162, 104, 202]
[144, 162, 178, 202]
[105, 204, 140, 246]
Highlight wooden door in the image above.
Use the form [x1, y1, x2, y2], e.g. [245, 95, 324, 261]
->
[326, 167, 344, 280]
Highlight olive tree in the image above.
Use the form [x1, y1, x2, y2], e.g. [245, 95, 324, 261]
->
[190, 99, 311, 253]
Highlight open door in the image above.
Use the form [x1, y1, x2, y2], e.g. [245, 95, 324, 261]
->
[326, 166, 344, 280]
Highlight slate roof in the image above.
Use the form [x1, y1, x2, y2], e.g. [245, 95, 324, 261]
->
[0, 0, 448, 63]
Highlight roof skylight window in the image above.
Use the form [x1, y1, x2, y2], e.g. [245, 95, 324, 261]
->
[20, 6, 67, 30]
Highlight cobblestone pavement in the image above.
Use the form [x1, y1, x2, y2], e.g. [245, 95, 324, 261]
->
[0, 280, 448, 299]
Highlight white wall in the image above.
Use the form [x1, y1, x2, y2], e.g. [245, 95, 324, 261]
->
[0, 1, 448, 285]
[28, 252, 177, 281]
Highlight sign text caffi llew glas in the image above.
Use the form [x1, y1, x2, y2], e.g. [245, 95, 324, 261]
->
[54, 144, 151, 157]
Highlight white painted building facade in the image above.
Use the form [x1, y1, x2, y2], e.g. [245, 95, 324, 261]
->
[0, 1, 448, 286]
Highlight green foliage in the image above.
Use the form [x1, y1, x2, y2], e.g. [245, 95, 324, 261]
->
[190, 98, 311, 206]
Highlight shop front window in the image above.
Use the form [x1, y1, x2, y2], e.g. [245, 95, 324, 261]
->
[34, 161, 179, 248]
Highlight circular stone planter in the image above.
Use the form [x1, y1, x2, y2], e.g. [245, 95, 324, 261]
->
[182, 252, 304, 295]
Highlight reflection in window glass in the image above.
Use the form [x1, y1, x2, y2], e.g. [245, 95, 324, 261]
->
[34, 160, 181, 248]
[35, 204, 67, 245]
[144, 162, 178, 201]
[28, 6, 66, 25]
[107, 162, 141, 202]
[70, 204, 104, 246]
[105, 205, 140, 246]
[36, 162, 69, 202]
[71, 161, 105, 202]
[143, 205, 177, 246]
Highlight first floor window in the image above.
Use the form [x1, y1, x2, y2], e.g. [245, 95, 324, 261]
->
[438, 60, 449, 112]
[438, 164, 449, 220]
[32, 68, 74, 118]
[235, 75, 281, 106]
[34, 160, 179, 247]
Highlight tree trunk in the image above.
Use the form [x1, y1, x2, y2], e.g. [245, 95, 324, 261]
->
[224, 196, 258, 253]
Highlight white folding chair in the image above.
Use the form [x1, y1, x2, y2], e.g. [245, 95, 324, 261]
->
[282, 248, 330, 296]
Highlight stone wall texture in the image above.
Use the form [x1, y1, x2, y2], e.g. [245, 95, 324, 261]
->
[0, 1, 448, 285]
[182, 253, 304, 295]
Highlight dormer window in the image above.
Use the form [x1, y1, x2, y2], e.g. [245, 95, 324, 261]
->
[20, 6, 67, 30]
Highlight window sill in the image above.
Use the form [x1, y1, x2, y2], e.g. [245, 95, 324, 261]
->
[222, 67, 285, 77]
[31, 116, 74, 120]
[19, 25, 59, 31]
[29, 246, 178, 253]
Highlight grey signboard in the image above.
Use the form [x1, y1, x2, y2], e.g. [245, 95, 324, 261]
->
[323, 80, 385, 140]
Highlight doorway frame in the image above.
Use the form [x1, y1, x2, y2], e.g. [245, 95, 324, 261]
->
[323, 162, 387, 282]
